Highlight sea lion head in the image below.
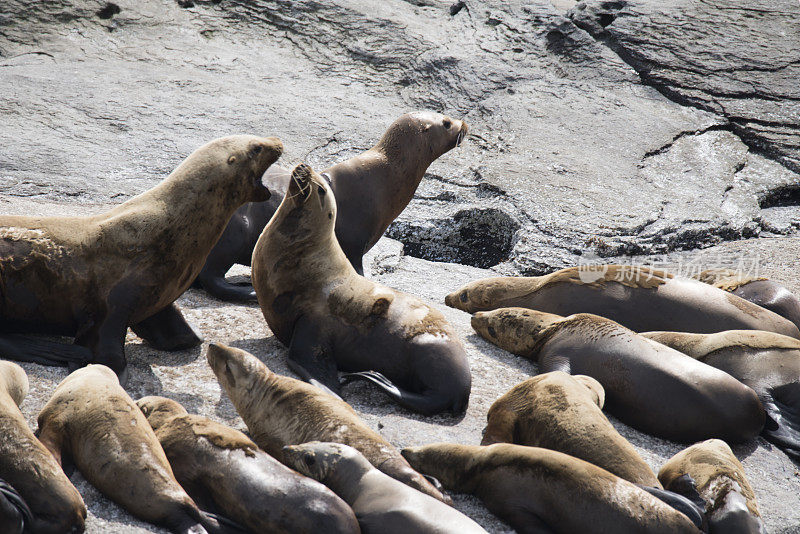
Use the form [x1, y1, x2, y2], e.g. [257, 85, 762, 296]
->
[282, 442, 367, 484]
[206, 342, 266, 395]
[471, 307, 563, 355]
[0, 360, 29, 407]
[283, 163, 337, 227]
[379, 111, 469, 161]
[194, 135, 283, 203]
[401, 443, 478, 491]
[136, 396, 188, 430]
[445, 277, 525, 313]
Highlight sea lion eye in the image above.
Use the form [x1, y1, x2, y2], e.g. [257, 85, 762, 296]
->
[305, 454, 316, 467]
[443, 119, 452, 129]
[460, 292, 468, 303]
[250, 145, 263, 157]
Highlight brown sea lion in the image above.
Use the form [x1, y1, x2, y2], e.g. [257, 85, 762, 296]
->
[444, 265, 800, 338]
[471, 308, 765, 443]
[659, 439, 765, 534]
[641, 329, 800, 460]
[251, 163, 471, 415]
[696, 268, 800, 332]
[401, 443, 704, 534]
[36, 365, 217, 534]
[283, 442, 486, 534]
[0, 361, 86, 534]
[206, 343, 449, 503]
[196, 112, 468, 301]
[482, 371, 661, 487]
[136, 395, 361, 534]
[0, 135, 283, 381]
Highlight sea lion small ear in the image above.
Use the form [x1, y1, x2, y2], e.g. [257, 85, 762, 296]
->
[227, 155, 236, 165]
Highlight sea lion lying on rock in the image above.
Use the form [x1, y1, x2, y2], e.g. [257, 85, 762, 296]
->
[0, 361, 85, 534]
[482, 371, 661, 487]
[0, 135, 283, 382]
[206, 343, 448, 503]
[251, 163, 471, 415]
[401, 442, 704, 534]
[283, 442, 486, 534]
[445, 265, 800, 338]
[36, 365, 219, 534]
[642, 329, 800, 460]
[471, 308, 765, 443]
[137, 396, 360, 534]
[659, 439, 765, 534]
[196, 112, 468, 300]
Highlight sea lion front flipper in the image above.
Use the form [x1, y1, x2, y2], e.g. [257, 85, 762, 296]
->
[340, 370, 453, 415]
[0, 478, 32, 534]
[636, 484, 708, 532]
[537, 353, 572, 374]
[0, 334, 92, 367]
[199, 511, 249, 534]
[760, 383, 800, 460]
[131, 304, 203, 351]
[287, 317, 341, 394]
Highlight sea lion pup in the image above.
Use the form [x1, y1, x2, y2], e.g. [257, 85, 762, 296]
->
[206, 343, 449, 503]
[251, 163, 471, 415]
[482, 371, 661, 487]
[696, 268, 800, 332]
[0, 135, 283, 381]
[445, 265, 800, 338]
[401, 443, 704, 534]
[36, 365, 217, 534]
[641, 330, 800, 460]
[0, 361, 86, 534]
[659, 439, 765, 534]
[136, 396, 361, 534]
[471, 308, 765, 443]
[197, 112, 468, 301]
[283, 442, 486, 534]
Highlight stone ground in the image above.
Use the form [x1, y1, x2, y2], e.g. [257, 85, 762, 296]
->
[2, 0, 800, 531]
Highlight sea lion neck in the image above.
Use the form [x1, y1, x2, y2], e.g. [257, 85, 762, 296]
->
[365, 140, 431, 216]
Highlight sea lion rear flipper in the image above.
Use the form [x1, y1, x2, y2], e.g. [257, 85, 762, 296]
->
[0, 478, 32, 534]
[340, 370, 455, 415]
[760, 383, 800, 460]
[636, 484, 708, 532]
[513, 511, 557, 534]
[0, 334, 92, 367]
[287, 317, 341, 394]
[131, 304, 203, 351]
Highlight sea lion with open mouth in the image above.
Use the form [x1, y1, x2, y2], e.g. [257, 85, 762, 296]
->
[196, 112, 468, 301]
[251, 163, 471, 415]
[0, 135, 283, 382]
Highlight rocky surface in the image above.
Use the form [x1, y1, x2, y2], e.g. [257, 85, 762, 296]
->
[2, 0, 800, 532]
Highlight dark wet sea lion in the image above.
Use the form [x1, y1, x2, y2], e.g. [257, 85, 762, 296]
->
[445, 265, 800, 338]
[471, 308, 765, 443]
[696, 268, 800, 332]
[401, 442, 703, 534]
[641, 329, 800, 460]
[251, 163, 471, 415]
[482, 371, 661, 487]
[136, 396, 360, 534]
[0, 361, 86, 534]
[659, 439, 765, 534]
[283, 442, 485, 534]
[0, 136, 283, 380]
[36, 365, 217, 534]
[196, 112, 468, 301]
[206, 343, 449, 503]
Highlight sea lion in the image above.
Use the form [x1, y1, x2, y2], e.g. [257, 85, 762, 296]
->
[283, 442, 485, 534]
[251, 163, 471, 415]
[444, 265, 800, 338]
[641, 329, 800, 460]
[482, 371, 661, 487]
[659, 439, 765, 534]
[196, 112, 468, 301]
[696, 268, 800, 332]
[471, 308, 765, 443]
[401, 443, 704, 534]
[0, 135, 283, 381]
[136, 395, 361, 534]
[36, 365, 216, 534]
[206, 343, 449, 503]
[0, 361, 86, 534]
